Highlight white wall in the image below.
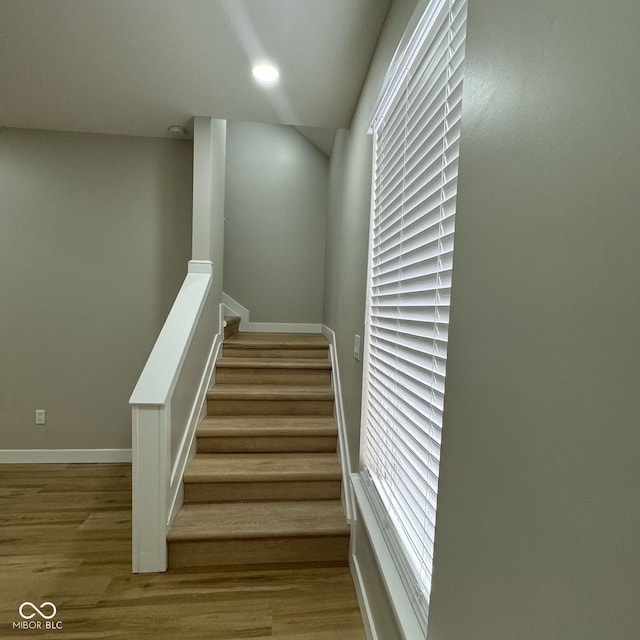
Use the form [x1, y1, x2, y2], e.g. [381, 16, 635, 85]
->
[428, 1, 640, 638]
[224, 121, 328, 323]
[192, 117, 226, 272]
[0, 128, 192, 452]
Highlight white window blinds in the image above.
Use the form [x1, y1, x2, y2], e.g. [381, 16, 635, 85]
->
[361, 0, 467, 629]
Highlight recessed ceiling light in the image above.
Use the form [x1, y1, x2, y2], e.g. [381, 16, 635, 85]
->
[252, 62, 280, 86]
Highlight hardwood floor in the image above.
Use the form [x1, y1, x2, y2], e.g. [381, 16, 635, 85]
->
[0, 463, 365, 639]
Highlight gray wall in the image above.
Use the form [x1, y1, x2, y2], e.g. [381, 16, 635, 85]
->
[428, 1, 640, 638]
[0, 128, 192, 450]
[323, 1, 417, 637]
[324, 0, 418, 473]
[330, 0, 640, 637]
[224, 121, 328, 323]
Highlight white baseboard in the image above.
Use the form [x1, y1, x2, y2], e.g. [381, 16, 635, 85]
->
[322, 324, 354, 522]
[0, 449, 132, 463]
[222, 292, 321, 334]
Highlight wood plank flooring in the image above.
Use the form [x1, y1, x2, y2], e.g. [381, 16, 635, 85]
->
[0, 463, 365, 639]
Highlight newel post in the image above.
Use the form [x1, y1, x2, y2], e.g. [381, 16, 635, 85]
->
[131, 402, 171, 573]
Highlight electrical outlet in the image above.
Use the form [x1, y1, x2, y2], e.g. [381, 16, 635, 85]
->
[354, 334, 362, 361]
[35, 409, 46, 425]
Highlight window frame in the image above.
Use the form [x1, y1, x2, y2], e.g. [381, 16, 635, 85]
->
[358, 0, 468, 632]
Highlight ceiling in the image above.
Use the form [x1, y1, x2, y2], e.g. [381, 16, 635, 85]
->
[0, 0, 391, 152]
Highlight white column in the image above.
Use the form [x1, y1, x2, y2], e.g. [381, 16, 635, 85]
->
[192, 117, 226, 264]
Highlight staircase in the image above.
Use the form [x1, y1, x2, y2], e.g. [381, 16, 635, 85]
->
[167, 318, 350, 569]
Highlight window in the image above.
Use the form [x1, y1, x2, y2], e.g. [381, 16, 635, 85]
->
[360, 0, 467, 630]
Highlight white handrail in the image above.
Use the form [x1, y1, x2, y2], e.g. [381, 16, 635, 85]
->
[130, 261, 213, 406]
[130, 259, 213, 573]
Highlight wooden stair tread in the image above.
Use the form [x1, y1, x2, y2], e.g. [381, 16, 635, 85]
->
[224, 333, 329, 349]
[216, 357, 330, 369]
[198, 416, 337, 437]
[169, 328, 345, 568]
[207, 385, 334, 401]
[168, 500, 348, 541]
[185, 452, 341, 482]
